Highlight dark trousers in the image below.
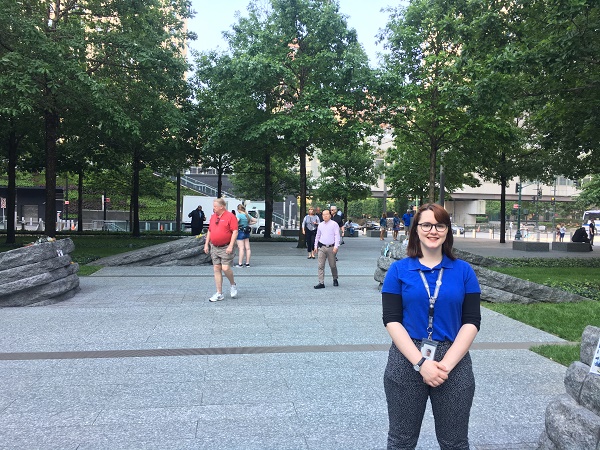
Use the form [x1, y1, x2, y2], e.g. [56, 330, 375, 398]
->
[305, 229, 316, 252]
[384, 342, 475, 450]
[191, 225, 203, 236]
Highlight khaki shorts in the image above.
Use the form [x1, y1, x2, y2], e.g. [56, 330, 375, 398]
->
[210, 244, 235, 267]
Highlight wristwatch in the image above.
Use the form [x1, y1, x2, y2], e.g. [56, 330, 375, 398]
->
[413, 357, 426, 372]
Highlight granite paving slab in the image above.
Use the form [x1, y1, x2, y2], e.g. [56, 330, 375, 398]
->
[0, 238, 582, 448]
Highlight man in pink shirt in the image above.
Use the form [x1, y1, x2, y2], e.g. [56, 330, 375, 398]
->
[313, 209, 340, 289]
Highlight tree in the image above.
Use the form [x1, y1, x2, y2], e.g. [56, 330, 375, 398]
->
[576, 176, 600, 210]
[512, 0, 600, 177]
[314, 135, 379, 218]
[0, 0, 191, 237]
[377, 0, 480, 204]
[224, 0, 373, 245]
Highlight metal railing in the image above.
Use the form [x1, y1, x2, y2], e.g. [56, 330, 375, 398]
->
[155, 172, 288, 225]
[180, 174, 238, 197]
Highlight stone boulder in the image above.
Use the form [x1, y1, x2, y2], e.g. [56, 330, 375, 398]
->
[92, 236, 212, 266]
[0, 238, 80, 307]
[373, 240, 588, 304]
[538, 326, 600, 450]
[473, 266, 588, 304]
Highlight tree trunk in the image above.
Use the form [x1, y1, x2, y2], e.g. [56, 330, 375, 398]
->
[5, 130, 17, 245]
[428, 144, 437, 204]
[263, 149, 273, 239]
[176, 170, 181, 233]
[131, 147, 141, 237]
[499, 152, 507, 243]
[217, 169, 223, 198]
[297, 144, 307, 248]
[77, 170, 84, 233]
[343, 198, 348, 220]
[44, 110, 60, 237]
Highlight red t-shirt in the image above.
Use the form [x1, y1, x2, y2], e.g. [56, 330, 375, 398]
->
[208, 210, 238, 246]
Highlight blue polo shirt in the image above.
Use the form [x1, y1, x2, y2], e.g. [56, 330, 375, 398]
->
[381, 255, 480, 342]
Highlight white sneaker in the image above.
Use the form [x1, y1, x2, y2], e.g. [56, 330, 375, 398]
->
[230, 284, 238, 299]
[209, 292, 224, 302]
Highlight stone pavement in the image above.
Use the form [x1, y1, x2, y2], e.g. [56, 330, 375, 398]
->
[0, 235, 589, 449]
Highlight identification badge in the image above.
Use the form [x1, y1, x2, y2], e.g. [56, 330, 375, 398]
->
[420, 339, 439, 361]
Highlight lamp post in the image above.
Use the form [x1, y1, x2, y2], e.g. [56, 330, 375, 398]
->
[515, 181, 523, 240]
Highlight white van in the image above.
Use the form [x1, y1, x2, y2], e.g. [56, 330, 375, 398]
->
[582, 210, 600, 235]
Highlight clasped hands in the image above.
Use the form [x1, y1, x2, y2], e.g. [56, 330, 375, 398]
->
[419, 360, 449, 387]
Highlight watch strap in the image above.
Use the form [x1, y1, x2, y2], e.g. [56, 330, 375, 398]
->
[413, 357, 426, 371]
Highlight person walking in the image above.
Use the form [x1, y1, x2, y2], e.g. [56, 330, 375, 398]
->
[235, 204, 256, 267]
[392, 212, 401, 240]
[402, 209, 413, 235]
[330, 205, 345, 245]
[313, 209, 340, 289]
[379, 213, 387, 240]
[188, 205, 206, 236]
[589, 220, 596, 246]
[302, 207, 320, 259]
[559, 223, 566, 242]
[315, 206, 323, 222]
[381, 203, 481, 449]
[203, 198, 239, 302]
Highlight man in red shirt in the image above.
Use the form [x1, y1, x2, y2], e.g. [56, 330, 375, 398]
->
[203, 198, 239, 302]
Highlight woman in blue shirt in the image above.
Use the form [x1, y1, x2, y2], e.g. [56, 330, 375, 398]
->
[381, 203, 481, 450]
[235, 204, 256, 267]
[380, 213, 387, 240]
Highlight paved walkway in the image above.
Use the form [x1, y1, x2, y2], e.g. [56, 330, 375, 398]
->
[0, 235, 587, 449]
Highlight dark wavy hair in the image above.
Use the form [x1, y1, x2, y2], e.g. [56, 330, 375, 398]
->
[406, 203, 455, 260]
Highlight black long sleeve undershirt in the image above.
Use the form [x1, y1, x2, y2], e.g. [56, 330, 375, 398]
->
[382, 292, 481, 331]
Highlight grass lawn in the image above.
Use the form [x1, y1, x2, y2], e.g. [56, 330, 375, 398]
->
[486, 262, 600, 366]
[490, 266, 600, 284]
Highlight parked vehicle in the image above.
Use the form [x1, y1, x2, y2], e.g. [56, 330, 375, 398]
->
[182, 195, 266, 233]
[345, 222, 361, 232]
[582, 210, 600, 235]
[451, 223, 464, 235]
[364, 221, 380, 231]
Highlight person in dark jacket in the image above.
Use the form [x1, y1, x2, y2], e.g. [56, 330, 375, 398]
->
[572, 226, 592, 251]
[188, 205, 206, 236]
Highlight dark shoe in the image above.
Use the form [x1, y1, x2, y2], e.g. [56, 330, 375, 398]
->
[333, 279, 339, 287]
[314, 283, 325, 289]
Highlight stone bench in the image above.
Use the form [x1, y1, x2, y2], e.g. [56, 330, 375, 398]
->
[343, 230, 358, 237]
[512, 241, 550, 252]
[552, 242, 592, 252]
[368, 230, 386, 238]
[279, 229, 299, 237]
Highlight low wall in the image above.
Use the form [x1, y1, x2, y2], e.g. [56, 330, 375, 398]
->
[512, 241, 550, 252]
[552, 242, 592, 252]
[0, 238, 80, 307]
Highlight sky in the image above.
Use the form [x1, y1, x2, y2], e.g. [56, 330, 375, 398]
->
[187, 0, 406, 66]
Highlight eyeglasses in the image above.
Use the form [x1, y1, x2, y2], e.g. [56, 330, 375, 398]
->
[215, 218, 220, 225]
[417, 222, 448, 232]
